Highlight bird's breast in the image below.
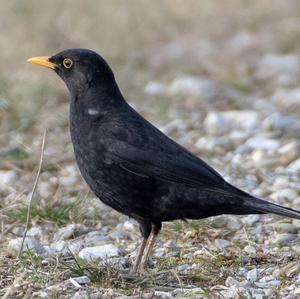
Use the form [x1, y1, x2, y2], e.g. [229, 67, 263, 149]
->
[69, 118, 156, 218]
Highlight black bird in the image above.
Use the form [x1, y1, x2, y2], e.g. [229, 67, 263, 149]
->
[28, 49, 300, 273]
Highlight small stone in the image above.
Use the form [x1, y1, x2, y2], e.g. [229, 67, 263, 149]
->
[228, 131, 250, 149]
[27, 226, 44, 238]
[41, 259, 50, 266]
[204, 112, 225, 135]
[225, 276, 239, 287]
[257, 54, 300, 85]
[168, 76, 216, 99]
[238, 268, 247, 276]
[262, 113, 298, 131]
[78, 244, 120, 261]
[273, 233, 298, 245]
[123, 220, 135, 231]
[70, 291, 88, 299]
[59, 165, 78, 187]
[246, 268, 261, 282]
[164, 240, 179, 251]
[176, 264, 191, 271]
[8, 237, 45, 256]
[270, 189, 298, 203]
[45, 240, 72, 256]
[273, 177, 291, 189]
[272, 223, 298, 234]
[255, 276, 281, 288]
[0, 170, 17, 184]
[171, 287, 205, 297]
[251, 150, 278, 167]
[259, 54, 299, 74]
[223, 110, 259, 131]
[35, 291, 48, 298]
[247, 288, 266, 299]
[54, 224, 89, 240]
[126, 243, 136, 252]
[43, 246, 53, 256]
[68, 242, 83, 254]
[59, 176, 77, 186]
[52, 240, 68, 250]
[195, 136, 232, 154]
[226, 217, 242, 230]
[214, 239, 230, 250]
[263, 289, 274, 297]
[244, 245, 256, 255]
[228, 32, 256, 52]
[153, 291, 172, 298]
[222, 285, 240, 298]
[109, 230, 126, 240]
[153, 247, 166, 258]
[294, 288, 300, 295]
[144, 81, 167, 95]
[70, 276, 91, 285]
[204, 110, 259, 135]
[46, 283, 63, 291]
[278, 141, 300, 165]
[105, 257, 129, 268]
[284, 284, 296, 292]
[239, 279, 250, 287]
[288, 158, 300, 172]
[193, 249, 206, 256]
[242, 215, 260, 226]
[273, 88, 300, 106]
[84, 230, 109, 245]
[252, 223, 263, 236]
[245, 136, 280, 151]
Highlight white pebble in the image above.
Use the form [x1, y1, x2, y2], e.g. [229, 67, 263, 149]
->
[78, 244, 120, 261]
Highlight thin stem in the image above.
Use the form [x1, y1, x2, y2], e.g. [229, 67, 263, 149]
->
[17, 129, 47, 259]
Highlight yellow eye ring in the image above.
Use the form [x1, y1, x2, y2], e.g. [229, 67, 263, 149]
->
[63, 58, 73, 69]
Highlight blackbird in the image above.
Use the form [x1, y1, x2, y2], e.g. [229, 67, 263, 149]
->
[28, 49, 300, 273]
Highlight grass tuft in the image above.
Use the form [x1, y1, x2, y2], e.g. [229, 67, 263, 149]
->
[5, 204, 75, 224]
[0, 148, 32, 161]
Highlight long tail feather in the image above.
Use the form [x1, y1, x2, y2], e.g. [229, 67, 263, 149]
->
[244, 197, 300, 220]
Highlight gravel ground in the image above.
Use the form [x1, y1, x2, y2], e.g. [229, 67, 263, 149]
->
[1, 1, 300, 298]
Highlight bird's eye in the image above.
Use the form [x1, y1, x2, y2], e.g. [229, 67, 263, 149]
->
[62, 58, 73, 69]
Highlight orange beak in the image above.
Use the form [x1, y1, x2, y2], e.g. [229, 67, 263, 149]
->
[27, 56, 57, 69]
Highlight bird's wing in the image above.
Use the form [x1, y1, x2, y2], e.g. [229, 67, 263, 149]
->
[104, 139, 227, 189]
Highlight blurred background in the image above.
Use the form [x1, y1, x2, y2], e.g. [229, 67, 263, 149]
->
[1, 0, 300, 131]
[1, 1, 300, 297]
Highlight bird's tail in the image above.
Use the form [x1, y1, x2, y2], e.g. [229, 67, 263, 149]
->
[243, 196, 300, 220]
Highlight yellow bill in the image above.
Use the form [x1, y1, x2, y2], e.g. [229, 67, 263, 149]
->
[27, 56, 57, 69]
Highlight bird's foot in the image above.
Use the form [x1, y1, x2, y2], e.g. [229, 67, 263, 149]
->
[131, 259, 149, 275]
[137, 262, 147, 274]
[131, 263, 147, 275]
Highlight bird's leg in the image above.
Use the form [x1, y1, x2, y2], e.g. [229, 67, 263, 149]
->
[132, 220, 152, 274]
[138, 222, 162, 273]
[132, 237, 148, 273]
[138, 233, 157, 273]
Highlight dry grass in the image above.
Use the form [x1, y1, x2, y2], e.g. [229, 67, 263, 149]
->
[0, 224, 297, 298]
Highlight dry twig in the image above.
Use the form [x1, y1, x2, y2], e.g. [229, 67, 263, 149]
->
[17, 129, 47, 259]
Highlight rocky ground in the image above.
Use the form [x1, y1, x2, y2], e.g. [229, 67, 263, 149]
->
[1, 1, 300, 298]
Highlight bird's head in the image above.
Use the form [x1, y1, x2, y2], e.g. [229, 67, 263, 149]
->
[27, 48, 119, 97]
